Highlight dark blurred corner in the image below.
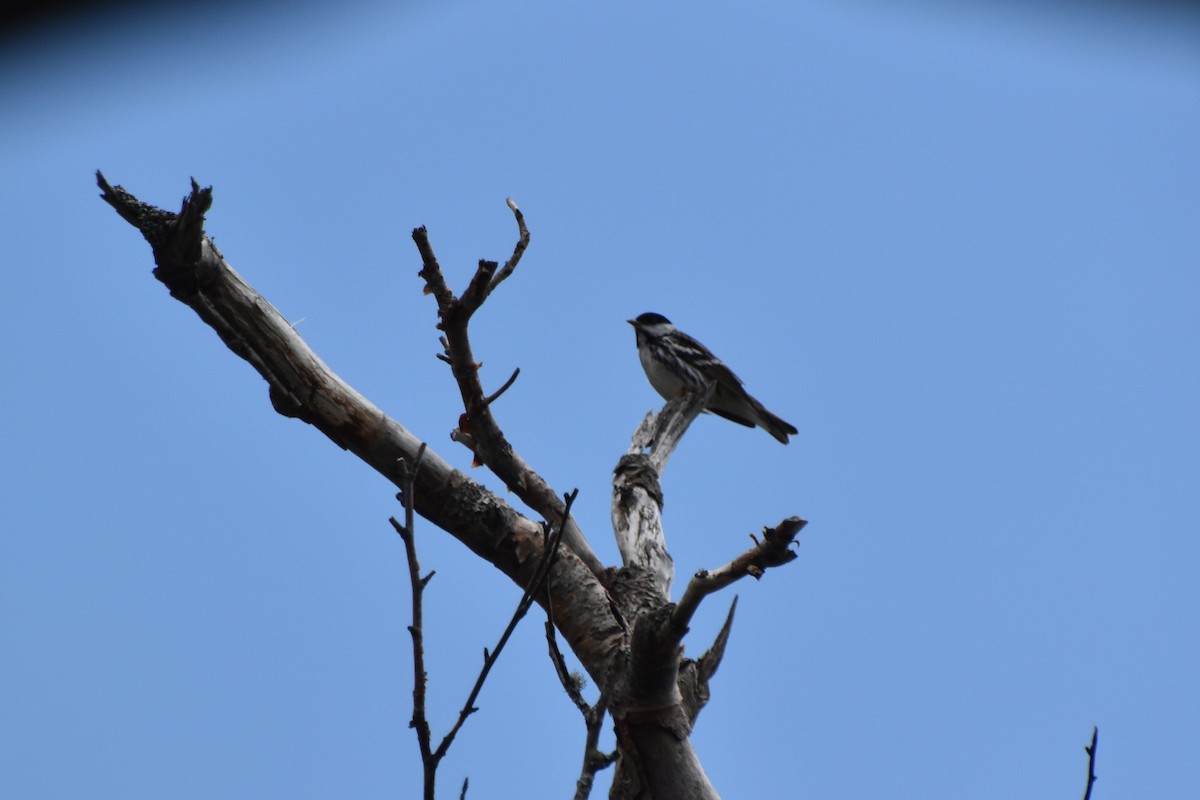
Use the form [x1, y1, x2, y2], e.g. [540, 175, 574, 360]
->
[4, 0, 1195, 46]
[1, 0, 140, 40]
[0, 0, 259, 44]
[3, 0, 1194, 54]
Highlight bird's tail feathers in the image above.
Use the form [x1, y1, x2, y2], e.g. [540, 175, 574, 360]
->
[708, 406, 756, 428]
[753, 402, 799, 445]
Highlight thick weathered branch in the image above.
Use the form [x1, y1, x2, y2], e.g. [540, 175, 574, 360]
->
[672, 517, 806, 637]
[611, 454, 670, 593]
[97, 174, 624, 694]
[613, 696, 717, 800]
[611, 387, 713, 597]
[411, 217, 603, 576]
[630, 385, 714, 474]
[606, 387, 801, 800]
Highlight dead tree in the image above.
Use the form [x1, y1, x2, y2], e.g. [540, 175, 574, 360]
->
[97, 173, 806, 799]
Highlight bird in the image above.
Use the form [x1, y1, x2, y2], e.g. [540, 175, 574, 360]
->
[627, 312, 798, 444]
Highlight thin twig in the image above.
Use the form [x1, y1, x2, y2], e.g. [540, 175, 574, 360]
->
[432, 489, 579, 762]
[573, 699, 615, 800]
[483, 367, 520, 407]
[490, 197, 529, 292]
[412, 226, 454, 310]
[389, 443, 434, 798]
[547, 610, 615, 800]
[697, 596, 737, 681]
[1082, 726, 1098, 800]
[459, 777, 469, 800]
[679, 597, 739, 727]
[545, 617, 591, 718]
[544, 556, 616, 800]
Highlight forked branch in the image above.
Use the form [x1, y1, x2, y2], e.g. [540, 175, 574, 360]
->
[431, 489, 580, 764]
[545, 606, 616, 799]
[671, 517, 806, 637]
[392, 474, 580, 799]
[411, 208, 602, 576]
[573, 700, 617, 800]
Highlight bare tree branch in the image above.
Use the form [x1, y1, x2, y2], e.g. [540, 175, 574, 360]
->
[96, 173, 625, 697]
[700, 596, 737, 675]
[1082, 726, 1098, 800]
[411, 215, 603, 576]
[607, 387, 804, 800]
[545, 608, 617, 800]
[573, 700, 617, 800]
[611, 454, 670, 594]
[432, 489, 580, 763]
[546, 639, 618, 800]
[484, 367, 521, 407]
[630, 385, 714, 474]
[671, 517, 805, 638]
[545, 586, 617, 800]
[679, 596, 737, 726]
[388, 443, 439, 800]
[98, 174, 810, 800]
[491, 197, 529, 293]
[611, 387, 713, 597]
[458, 198, 525, 310]
[545, 617, 591, 719]
[413, 225, 455, 309]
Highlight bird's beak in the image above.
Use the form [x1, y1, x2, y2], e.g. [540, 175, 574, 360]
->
[626, 319, 637, 327]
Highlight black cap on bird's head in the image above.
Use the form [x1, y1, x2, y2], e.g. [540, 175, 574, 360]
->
[628, 312, 672, 328]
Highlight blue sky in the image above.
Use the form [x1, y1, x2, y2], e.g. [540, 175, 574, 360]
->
[2, 1, 1198, 797]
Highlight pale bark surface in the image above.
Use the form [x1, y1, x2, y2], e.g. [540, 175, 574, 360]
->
[98, 173, 805, 799]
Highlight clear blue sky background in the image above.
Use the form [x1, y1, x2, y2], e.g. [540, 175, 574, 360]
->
[2, 1, 1197, 797]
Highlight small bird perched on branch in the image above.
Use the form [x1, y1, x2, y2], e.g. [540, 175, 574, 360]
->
[628, 312, 799, 444]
